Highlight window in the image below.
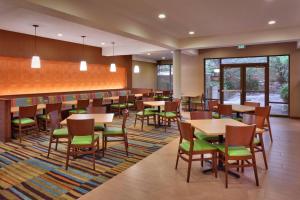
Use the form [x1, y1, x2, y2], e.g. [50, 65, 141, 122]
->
[157, 64, 173, 90]
[205, 59, 220, 99]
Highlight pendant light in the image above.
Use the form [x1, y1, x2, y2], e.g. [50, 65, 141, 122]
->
[31, 25, 41, 69]
[79, 36, 88, 71]
[133, 65, 140, 73]
[110, 41, 117, 72]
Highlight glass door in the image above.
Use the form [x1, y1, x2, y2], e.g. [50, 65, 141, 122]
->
[221, 67, 242, 104]
[245, 67, 266, 106]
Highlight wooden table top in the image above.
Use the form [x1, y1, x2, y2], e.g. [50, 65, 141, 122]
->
[181, 94, 200, 98]
[213, 104, 255, 113]
[187, 118, 263, 136]
[11, 104, 46, 114]
[134, 94, 143, 97]
[62, 100, 93, 106]
[144, 101, 165, 107]
[60, 113, 114, 125]
[104, 96, 119, 101]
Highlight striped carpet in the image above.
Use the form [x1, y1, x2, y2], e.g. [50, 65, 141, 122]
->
[0, 113, 179, 199]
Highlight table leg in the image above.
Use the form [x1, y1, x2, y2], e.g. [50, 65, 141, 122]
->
[157, 106, 161, 127]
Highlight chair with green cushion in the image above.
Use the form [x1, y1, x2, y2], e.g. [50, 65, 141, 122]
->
[12, 105, 38, 143]
[103, 109, 129, 156]
[159, 101, 179, 132]
[175, 121, 218, 182]
[127, 94, 136, 109]
[66, 118, 99, 170]
[208, 100, 219, 118]
[69, 99, 89, 114]
[111, 95, 127, 117]
[87, 106, 107, 131]
[38, 103, 62, 131]
[191, 94, 205, 111]
[92, 98, 103, 107]
[134, 100, 156, 131]
[215, 125, 259, 188]
[47, 110, 69, 158]
[218, 104, 233, 118]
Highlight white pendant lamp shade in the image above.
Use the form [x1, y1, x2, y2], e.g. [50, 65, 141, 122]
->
[133, 65, 140, 73]
[80, 60, 88, 71]
[31, 56, 41, 69]
[110, 63, 117, 72]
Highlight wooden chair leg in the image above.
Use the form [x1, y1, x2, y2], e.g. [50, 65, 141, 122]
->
[201, 154, 204, 167]
[252, 156, 259, 186]
[97, 139, 100, 151]
[102, 136, 105, 157]
[267, 118, 273, 142]
[175, 149, 180, 169]
[55, 138, 59, 150]
[187, 153, 193, 183]
[259, 134, 268, 170]
[65, 144, 71, 170]
[19, 126, 22, 143]
[213, 153, 217, 178]
[47, 137, 53, 158]
[241, 160, 245, 173]
[93, 151, 96, 170]
[225, 163, 229, 188]
[134, 115, 137, 128]
[124, 135, 129, 156]
[141, 116, 144, 131]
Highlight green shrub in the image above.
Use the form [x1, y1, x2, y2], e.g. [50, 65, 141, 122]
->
[280, 84, 289, 102]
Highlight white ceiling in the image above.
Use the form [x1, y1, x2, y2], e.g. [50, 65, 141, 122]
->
[1, 0, 300, 60]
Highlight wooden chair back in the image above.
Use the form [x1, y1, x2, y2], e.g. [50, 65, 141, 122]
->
[218, 104, 233, 117]
[178, 121, 194, 143]
[208, 100, 218, 111]
[190, 111, 212, 120]
[92, 98, 103, 107]
[122, 109, 129, 130]
[149, 92, 154, 97]
[77, 99, 90, 109]
[127, 94, 135, 103]
[135, 100, 144, 112]
[163, 90, 170, 96]
[45, 103, 62, 114]
[48, 110, 61, 131]
[119, 96, 127, 104]
[255, 106, 271, 118]
[225, 125, 256, 147]
[19, 105, 37, 118]
[67, 118, 95, 138]
[244, 101, 260, 107]
[242, 114, 265, 129]
[165, 101, 178, 112]
[87, 106, 106, 114]
[142, 93, 149, 98]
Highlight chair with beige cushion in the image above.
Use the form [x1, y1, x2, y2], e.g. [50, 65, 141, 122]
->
[255, 106, 273, 142]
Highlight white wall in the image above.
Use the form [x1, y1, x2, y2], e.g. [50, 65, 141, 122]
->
[132, 60, 157, 89]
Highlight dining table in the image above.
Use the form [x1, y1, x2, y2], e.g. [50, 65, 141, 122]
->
[213, 104, 256, 117]
[181, 94, 200, 111]
[60, 113, 114, 126]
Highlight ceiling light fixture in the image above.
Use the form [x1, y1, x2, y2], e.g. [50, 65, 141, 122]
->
[79, 36, 88, 71]
[188, 31, 195, 35]
[147, 53, 151, 56]
[101, 42, 105, 45]
[110, 42, 117, 72]
[268, 20, 276, 25]
[158, 13, 166, 19]
[133, 65, 140, 74]
[57, 33, 63, 37]
[31, 25, 41, 69]
[162, 57, 166, 60]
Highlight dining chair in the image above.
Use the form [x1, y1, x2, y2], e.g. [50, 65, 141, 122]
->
[127, 94, 136, 109]
[92, 98, 103, 107]
[134, 100, 156, 131]
[191, 94, 205, 111]
[102, 109, 129, 157]
[111, 96, 127, 117]
[255, 106, 273, 142]
[66, 118, 99, 170]
[87, 106, 107, 131]
[208, 100, 219, 118]
[216, 125, 259, 188]
[173, 98, 182, 119]
[175, 121, 218, 182]
[12, 105, 38, 143]
[158, 90, 171, 101]
[38, 102, 62, 131]
[244, 101, 260, 107]
[47, 110, 68, 158]
[242, 114, 268, 170]
[69, 99, 89, 114]
[218, 104, 233, 118]
[159, 101, 178, 132]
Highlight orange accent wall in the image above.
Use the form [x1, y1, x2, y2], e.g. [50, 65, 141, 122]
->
[0, 56, 127, 95]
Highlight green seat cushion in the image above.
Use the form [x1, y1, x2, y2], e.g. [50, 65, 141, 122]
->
[145, 108, 158, 112]
[53, 127, 68, 136]
[71, 134, 99, 145]
[194, 130, 219, 141]
[137, 110, 155, 116]
[12, 118, 35, 125]
[69, 109, 87, 114]
[212, 112, 220, 119]
[159, 96, 170, 99]
[111, 104, 127, 108]
[159, 111, 176, 118]
[127, 103, 135, 107]
[103, 127, 125, 135]
[180, 139, 217, 152]
[191, 100, 203, 104]
[216, 144, 251, 157]
[37, 114, 49, 120]
[94, 123, 105, 131]
[234, 117, 243, 122]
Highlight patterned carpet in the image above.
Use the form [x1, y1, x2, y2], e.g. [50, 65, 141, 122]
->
[0, 113, 179, 200]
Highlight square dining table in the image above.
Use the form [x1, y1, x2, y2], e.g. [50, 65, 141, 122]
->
[60, 113, 114, 126]
[143, 101, 165, 126]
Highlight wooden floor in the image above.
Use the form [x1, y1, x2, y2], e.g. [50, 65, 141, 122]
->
[80, 117, 300, 200]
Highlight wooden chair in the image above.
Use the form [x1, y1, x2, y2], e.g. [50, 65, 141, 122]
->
[102, 109, 129, 156]
[47, 110, 69, 158]
[242, 114, 268, 170]
[175, 121, 218, 182]
[218, 104, 233, 118]
[244, 101, 260, 107]
[66, 118, 99, 170]
[12, 105, 38, 143]
[87, 106, 107, 131]
[159, 101, 179, 132]
[191, 94, 205, 111]
[38, 103, 62, 131]
[127, 94, 136, 109]
[255, 106, 273, 142]
[159, 90, 171, 101]
[111, 96, 127, 117]
[173, 98, 182, 119]
[208, 100, 219, 118]
[216, 125, 259, 188]
[181, 96, 189, 111]
[92, 98, 103, 107]
[134, 100, 156, 131]
[69, 99, 89, 114]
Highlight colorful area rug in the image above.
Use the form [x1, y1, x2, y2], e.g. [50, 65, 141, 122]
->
[0, 113, 179, 199]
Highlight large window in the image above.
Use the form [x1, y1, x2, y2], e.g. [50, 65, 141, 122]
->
[204, 55, 289, 116]
[157, 64, 173, 90]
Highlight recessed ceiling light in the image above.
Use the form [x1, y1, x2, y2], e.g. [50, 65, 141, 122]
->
[188, 31, 195, 35]
[147, 53, 151, 56]
[268, 20, 276, 25]
[158, 13, 166, 19]
[162, 57, 166, 60]
[57, 33, 63, 37]
[101, 42, 105, 45]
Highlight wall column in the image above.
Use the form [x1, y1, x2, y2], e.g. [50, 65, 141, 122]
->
[172, 50, 181, 98]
